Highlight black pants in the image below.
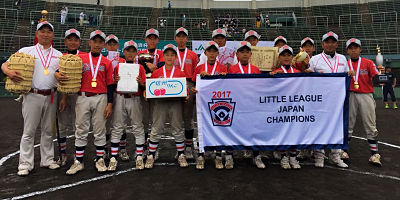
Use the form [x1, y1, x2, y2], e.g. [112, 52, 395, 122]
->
[383, 86, 396, 102]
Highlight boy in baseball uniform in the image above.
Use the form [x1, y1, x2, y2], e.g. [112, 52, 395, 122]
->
[1, 22, 62, 176]
[244, 30, 261, 46]
[66, 30, 114, 175]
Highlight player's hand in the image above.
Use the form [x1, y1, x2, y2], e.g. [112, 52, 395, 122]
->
[200, 71, 209, 77]
[59, 96, 66, 112]
[303, 57, 310, 65]
[348, 70, 355, 76]
[185, 94, 190, 103]
[191, 87, 198, 94]
[220, 72, 227, 75]
[146, 63, 157, 72]
[104, 103, 113, 119]
[143, 90, 148, 101]
[304, 69, 313, 73]
[115, 75, 120, 82]
[7, 70, 24, 83]
[55, 72, 69, 85]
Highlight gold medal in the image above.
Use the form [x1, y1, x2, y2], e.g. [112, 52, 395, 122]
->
[44, 68, 50, 75]
[91, 79, 97, 88]
[354, 81, 359, 90]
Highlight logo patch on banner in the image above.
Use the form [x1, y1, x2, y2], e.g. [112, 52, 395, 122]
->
[208, 98, 236, 126]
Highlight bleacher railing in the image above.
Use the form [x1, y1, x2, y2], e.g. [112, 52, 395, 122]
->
[275, 16, 328, 27]
[157, 17, 209, 29]
[339, 11, 398, 25]
[98, 15, 149, 27]
[0, 8, 18, 20]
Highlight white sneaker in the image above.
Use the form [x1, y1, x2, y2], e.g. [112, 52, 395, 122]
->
[329, 156, 348, 168]
[314, 157, 324, 168]
[178, 154, 188, 168]
[215, 156, 223, 169]
[273, 151, 281, 160]
[66, 160, 84, 175]
[369, 153, 382, 167]
[145, 154, 154, 169]
[254, 155, 265, 169]
[289, 156, 301, 169]
[17, 169, 30, 176]
[119, 149, 130, 161]
[225, 155, 234, 169]
[280, 156, 291, 169]
[95, 158, 108, 172]
[341, 151, 350, 161]
[196, 155, 205, 170]
[48, 162, 60, 170]
[243, 150, 253, 158]
[136, 156, 144, 170]
[107, 157, 118, 171]
[184, 146, 194, 160]
[57, 154, 68, 166]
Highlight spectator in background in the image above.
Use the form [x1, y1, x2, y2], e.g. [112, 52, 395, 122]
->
[265, 15, 270, 28]
[79, 10, 86, 26]
[182, 13, 186, 27]
[60, 6, 68, 25]
[256, 13, 261, 28]
[15, 0, 21, 9]
[260, 12, 264, 27]
[201, 20, 207, 30]
[382, 66, 398, 109]
[89, 14, 94, 26]
[168, 1, 171, 10]
[97, 0, 100, 6]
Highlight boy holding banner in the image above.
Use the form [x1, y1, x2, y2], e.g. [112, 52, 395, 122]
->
[145, 44, 189, 169]
[108, 41, 147, 171]
[345, 38, 382, 166]
[192, 41, 227, 170]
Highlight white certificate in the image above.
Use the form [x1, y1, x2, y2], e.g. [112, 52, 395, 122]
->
[117, 63, 139, 93]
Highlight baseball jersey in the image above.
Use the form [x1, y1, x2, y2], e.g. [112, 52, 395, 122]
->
[114, 62, 146, 96]
[192, 62, 227, 82]
[14, 44, 63, 90]
[309, 52, 349, 73]
[79, 53, 114, 94]
[228, 63, 261, 74]
[151, 66, 186, 79]
[348, 57, 379, 93]
[198, 46, 238, 67]
[273, 66, 301, 74]
[138, 48, 164, 65]
[174, 48, 199, 79]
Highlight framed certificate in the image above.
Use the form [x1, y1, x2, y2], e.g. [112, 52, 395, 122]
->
[250, 47, 278, 71]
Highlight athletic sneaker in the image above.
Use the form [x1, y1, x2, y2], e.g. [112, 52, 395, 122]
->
[280, 156, 291, 169]
[329, 156, 348, 168]
[57, 153, 68, 166]
[178, 154, 188, 168]
[184, 146, 194, 160]
[66, 160, 84, 175]
[107, 157, 118, 171]
[225, 155, 234, 169]
[254, 155, 265, 169]
[385, 104, 389, 109]
[314, 157, 324, 168]
[136, 156, 144, 170]
[196, 155, 205, 170]
[369, 153, 382, 167]
[215, 156, 224, 169]
[145, 154, 154, 169]
[341, 151, 350, 161]
[273, 151, 281, 160]
[17, 169, 30, 176]
[289, 156, 301, 169]
[394, 104, 398, 109]
[95, 158, 108, 172]
[119, 149, 130, 161]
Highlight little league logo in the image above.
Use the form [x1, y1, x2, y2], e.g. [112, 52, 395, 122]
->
[208, 98, 236, 126]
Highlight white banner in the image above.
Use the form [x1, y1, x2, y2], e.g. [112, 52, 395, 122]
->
[192, 40, 274, 55]
[146, 78, 187, 98]
[196, 74, 350, 152]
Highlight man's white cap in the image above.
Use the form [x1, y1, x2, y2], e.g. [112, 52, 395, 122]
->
[145, 28, 159, 38]
[162, 44, 177, 53]
[37, 21, 54, 31]
[278, 45, 294, 55]
[237, 41, 252, 51]
[89, 30, 106, 40]
[274, 36, 287, 45]
[105, 34, 119, 44]
[301, 37, 315, 47]
[65, 29, 80, 39]
[212, 28, 227, 38]
[204, 41, 219, 50]
[346, 38, 361, 48]
[175, 27, 188, 36]
[322, 31, 339, 41]
[123, 40, 138, 51]
[244, 30, 261, 40]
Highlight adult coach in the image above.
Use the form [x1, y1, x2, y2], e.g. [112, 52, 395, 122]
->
[306, 31, 354, 168]
[1, 21, 62, 176]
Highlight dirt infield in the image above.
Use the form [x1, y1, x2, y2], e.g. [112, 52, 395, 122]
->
[0, 97, 399, 200]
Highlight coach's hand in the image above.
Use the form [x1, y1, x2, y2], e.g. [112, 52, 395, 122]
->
[55, 72, 69, 85]
[146, 63, 157, 72]
[59, 95, 67, 112]
[7, 70, 24, 83]
[104, 103, 112, 119]
[115, 75, 120, 82]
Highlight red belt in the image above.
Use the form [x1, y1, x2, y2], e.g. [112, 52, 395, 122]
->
[78, 92, 104, 97]
[30, 88, 56, 96]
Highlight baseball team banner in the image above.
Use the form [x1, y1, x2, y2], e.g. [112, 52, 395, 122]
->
[196, 73, 350, 152]
[192, 40, 274, 54]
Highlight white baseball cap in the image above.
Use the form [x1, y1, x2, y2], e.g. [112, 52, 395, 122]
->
[278, 45, 294, 55]
[244, 30, 261, 40]
[274, 36, 287, 45]
[346, 38, 361, 48]
[145, 28, 159, 38]
[322, 31, 339, 41]
[89, 30, 106, 40]
[162, 44, 177, 54]
[105, 34, 119, 44]
[65, 29, 80, 39]
[37, 21, 54, 31]
[237, 41, 252, 51]
[301, 37, 315, 47]
[175, 27, 188, 36]
[123, 40, 138, 51]
[204, 41, 219, 50]
[212, 28, 227, 38]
